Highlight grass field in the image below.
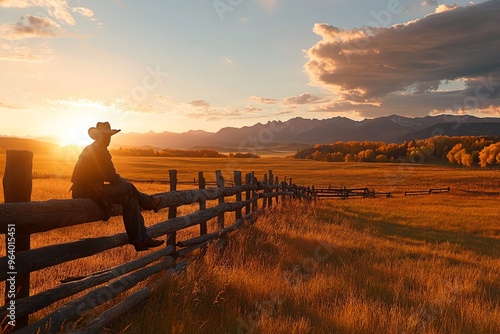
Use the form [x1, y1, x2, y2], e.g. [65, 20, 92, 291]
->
[1, 153, 499, 333]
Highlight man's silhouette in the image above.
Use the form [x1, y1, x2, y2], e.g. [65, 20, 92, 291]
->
[71, 122, 164, 251]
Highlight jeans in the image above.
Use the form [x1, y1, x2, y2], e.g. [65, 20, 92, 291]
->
[72, 179, 156, 244]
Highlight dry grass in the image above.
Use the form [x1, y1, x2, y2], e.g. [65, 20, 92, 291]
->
[109, 199, 500, 334]
[0, 154, 499, 333]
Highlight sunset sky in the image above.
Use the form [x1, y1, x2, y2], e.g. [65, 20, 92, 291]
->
[1, 0, 499, 145]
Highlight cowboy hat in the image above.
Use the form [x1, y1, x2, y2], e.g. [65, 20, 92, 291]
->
[88, 122, 121, 141]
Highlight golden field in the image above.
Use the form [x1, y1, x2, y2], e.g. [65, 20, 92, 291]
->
[1, 153, 499, 333]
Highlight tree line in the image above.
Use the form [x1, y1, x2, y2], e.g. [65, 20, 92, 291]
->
[293, 136, 500, 167]
[110, 147, 260, 159]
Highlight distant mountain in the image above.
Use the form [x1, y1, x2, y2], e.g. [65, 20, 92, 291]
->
[112, 114, 500, 150]
[397, 122, 500, 141]
[2, 115, 499, 154]
[111, 130, 213, 149]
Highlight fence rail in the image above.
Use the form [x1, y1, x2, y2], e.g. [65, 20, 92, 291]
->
[313, 186, 450, 199]
[1, 150, 314, 334]
[312, 187, 391, 199]
[405, 187, 450, 196]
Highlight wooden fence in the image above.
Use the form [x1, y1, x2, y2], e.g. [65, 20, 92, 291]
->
[404, 187, 450, 196]
[313, 187, 392, 199]
[314, 186, 451, 199]
[0, 151, 314, 333]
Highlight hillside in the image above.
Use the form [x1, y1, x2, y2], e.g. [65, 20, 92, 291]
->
[2, 115, 500, 155]
[0, 136, 58, 154]
[111, 115, 500, 150]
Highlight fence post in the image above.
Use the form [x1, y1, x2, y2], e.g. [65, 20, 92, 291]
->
[281, 176, 287, 203]
[262, 173, 268, 209]
[268, 170, 273, 208]
[216, 170, 224, 229]
[2, 150, 32, 329]
[245, 173, 252, 215]
[234, 171, 242, 221]
[167, 170, 177, 248]
[275, 176, 279, 205]
[251, 172, 257, 213]
[198, 172, 207, 236]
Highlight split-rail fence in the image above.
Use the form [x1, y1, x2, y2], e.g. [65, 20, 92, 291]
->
[0, 150, 314, 333]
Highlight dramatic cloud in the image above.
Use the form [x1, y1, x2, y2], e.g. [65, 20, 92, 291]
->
[305, 0, 500, 117]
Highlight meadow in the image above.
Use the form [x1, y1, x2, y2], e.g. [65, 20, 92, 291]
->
[0, 153, 499, 333]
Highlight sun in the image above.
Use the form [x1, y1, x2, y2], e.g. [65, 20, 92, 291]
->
[54, 116, 94, 147]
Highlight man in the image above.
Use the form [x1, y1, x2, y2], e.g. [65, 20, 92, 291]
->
[71, 121, 164, 251]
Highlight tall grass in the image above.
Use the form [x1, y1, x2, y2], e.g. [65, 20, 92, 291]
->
[0, 155, 498, 332]
[109, 198, 500, 334]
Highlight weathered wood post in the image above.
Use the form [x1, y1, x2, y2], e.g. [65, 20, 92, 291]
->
[251, 172, 257, 213]
[198, 172, 207, 236]
[268, 170, 273, 208]
[167, 170, 177, 248]
[245, 173, 252, 216]
[275, 176, 279, 205]
[281, 176, 287, 203]
[216, 170, 224, 229]
[262, 173, 268, 209]
[2, 150, 33, 329]
[234, 171, 242, 221]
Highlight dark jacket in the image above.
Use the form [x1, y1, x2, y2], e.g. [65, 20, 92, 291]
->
[71, 143, 121, 187]
[71, 143, 120, 221]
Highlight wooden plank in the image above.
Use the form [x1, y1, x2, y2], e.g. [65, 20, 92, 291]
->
[0, 185, 261, 233]
[72, 285, 153, 334]
[0, 198, 256, 281]
[0, 246, 174, 321]
[17, 258, 176, 334]
[177, 211, 257, 248]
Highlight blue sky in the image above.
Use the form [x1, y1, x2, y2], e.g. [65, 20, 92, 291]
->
[0, 0, 499, 145]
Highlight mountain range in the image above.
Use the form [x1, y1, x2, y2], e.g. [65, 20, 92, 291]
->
[2, 115, 499, 155]
[111, 114, 500, 152]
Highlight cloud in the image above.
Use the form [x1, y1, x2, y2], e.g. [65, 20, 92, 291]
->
[257, 0, 279, 13]
[0, 98, 23, 109]
[0, 15, 65, 40]
[0, 0, 77, 25]
[188, 99, 211, 107]
[420, 0, 438, 6]
[305, 0, 500, 117]
[250, 93, 327, 105]
[283, 93, 327, 105]
[185, 104, 261, 121]
[250, 96, 281, 104]
[72, 7, 94, 19]
[0, 42, 52, 61]
[434, 4, 461, 13]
